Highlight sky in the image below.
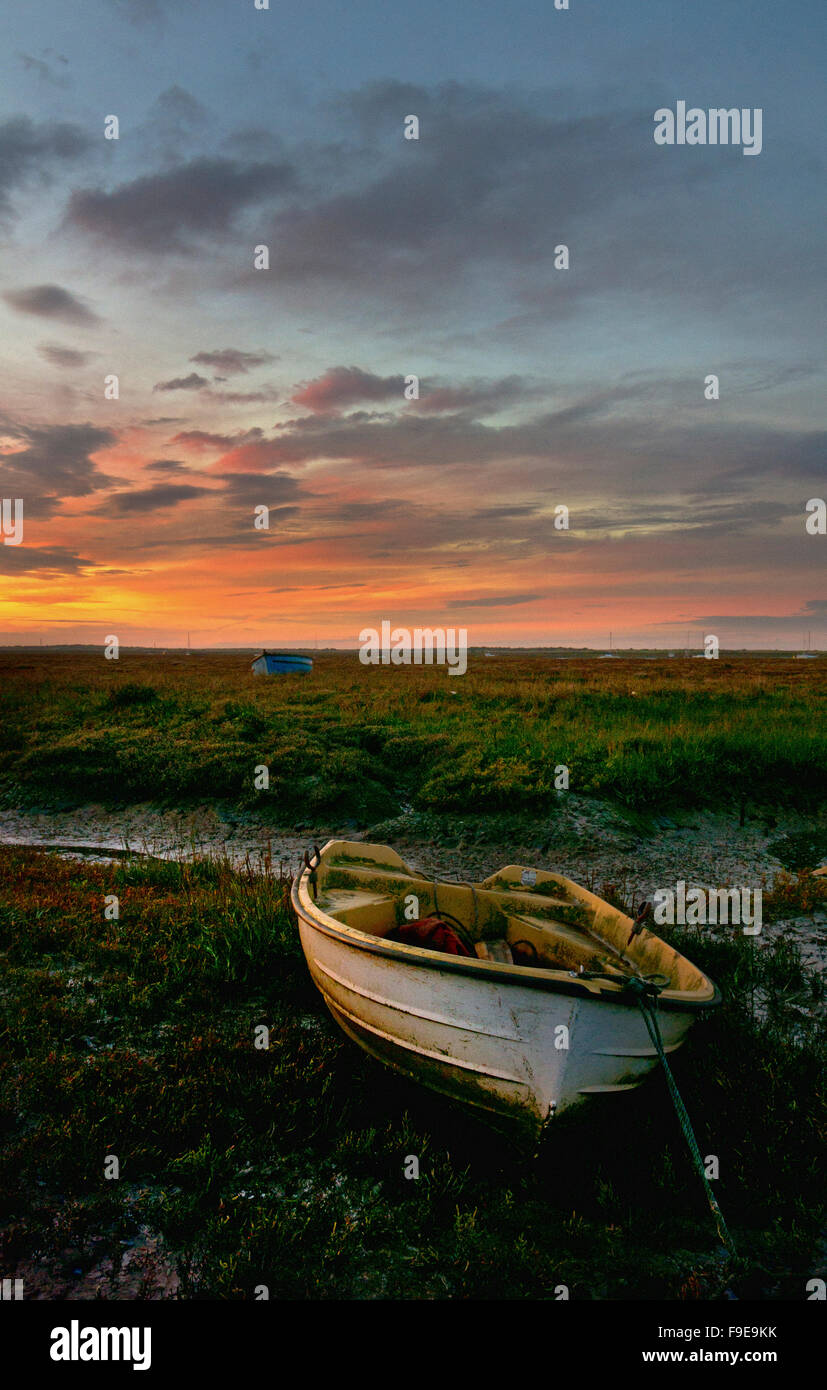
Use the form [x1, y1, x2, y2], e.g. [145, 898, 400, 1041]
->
[0, 0, 824, 649]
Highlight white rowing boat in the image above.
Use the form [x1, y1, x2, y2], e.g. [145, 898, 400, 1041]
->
[292, 841, 720, 1139]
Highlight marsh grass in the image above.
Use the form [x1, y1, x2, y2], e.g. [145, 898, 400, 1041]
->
[1, 846, 825, 1300]
[0, 651, 824, 819]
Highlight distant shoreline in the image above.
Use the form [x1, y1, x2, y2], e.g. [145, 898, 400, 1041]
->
[0, 645, 822, 657]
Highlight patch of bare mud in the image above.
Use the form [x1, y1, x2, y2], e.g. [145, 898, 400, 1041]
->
[2, 796, 825, 972]
[6, 1190, 180, 1301]
[0, 802, 325, 870]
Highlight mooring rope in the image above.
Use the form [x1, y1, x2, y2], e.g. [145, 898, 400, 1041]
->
[627, 978, 736, 1258]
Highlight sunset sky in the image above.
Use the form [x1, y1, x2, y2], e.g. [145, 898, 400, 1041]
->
[0, 0, 824, 649]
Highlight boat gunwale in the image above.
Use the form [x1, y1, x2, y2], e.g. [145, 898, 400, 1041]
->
[291, 857, 722, 1015]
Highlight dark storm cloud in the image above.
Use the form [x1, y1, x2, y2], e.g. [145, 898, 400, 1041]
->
[0, 422, 119, 516]
[0, 116, 89, 220]
[101, 482, 213, 515]
[38, 343, 95, 368]
[66, 157, 296, 252]
[3, 283, 99, 324]
[153, 373, 210, 392]
[191, 348, 277, 376]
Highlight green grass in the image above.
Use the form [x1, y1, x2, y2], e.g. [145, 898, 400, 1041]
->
[0, 651, 825, 820]
[1, 846, 825, 1300]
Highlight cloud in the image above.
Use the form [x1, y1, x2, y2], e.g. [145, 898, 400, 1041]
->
[154, 370, 825, 498]
[0, 116, 89, 220]
[50, 78, 823, 349]
[0, 544, 98, 576]
[265, 582, 368, 593]
[683, 600, 827, 629]
[101, 482, 213, 515]
[38, 343, 95, 368]
[153, 373, 210, 392]
[204, 386, 282, 404]
[144, 458, 191, 473]
[3, 284, 99, 324]
[215, 470, 308, 508]
[90, 468, 305, 522]
[241, 83, 672, 310]
[171, 427, 265, 452]
[18, 52, 70, 86]
[66, 157, 296, 252]
[290, 365, 537, 419]
[190, 348, 277, 376]
[414, 377, 532, 415]
[0, 422, 119, 516]
[445, 593, 543, 609]
[178, 78, 816, 345]
[112, 0, 164, 24]
[292, 367, 405, 413]
[143, 85, 209, 151]
[471, 504, 539, 520]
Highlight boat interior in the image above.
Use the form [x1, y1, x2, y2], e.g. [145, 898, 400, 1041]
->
[305, 842, 711, 997]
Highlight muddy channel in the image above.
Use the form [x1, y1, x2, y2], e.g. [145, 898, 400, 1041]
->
[2, 795, 825, 975]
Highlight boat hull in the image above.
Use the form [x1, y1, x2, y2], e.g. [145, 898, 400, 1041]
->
[252, 652, 313, 675]
[297, 911, 695, 1138]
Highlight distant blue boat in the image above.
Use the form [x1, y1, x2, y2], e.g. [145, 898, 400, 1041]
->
[252, 651, 313, 675]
